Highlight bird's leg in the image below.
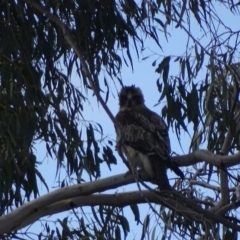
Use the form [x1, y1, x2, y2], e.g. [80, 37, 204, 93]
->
[117, 148, 133, 177]
[116, 144, 136, 178]
[124, 163, 137, 178]
[124, 170, 132, 177]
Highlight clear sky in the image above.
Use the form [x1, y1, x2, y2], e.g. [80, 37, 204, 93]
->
[22, 3, 240, 239]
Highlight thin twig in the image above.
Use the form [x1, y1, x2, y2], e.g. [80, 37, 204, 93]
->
[190, 180, 235, 192]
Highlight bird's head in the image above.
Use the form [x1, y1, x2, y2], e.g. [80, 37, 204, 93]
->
[119, 85, 145, 111]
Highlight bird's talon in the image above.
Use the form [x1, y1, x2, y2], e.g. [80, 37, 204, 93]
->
[124, 170, 132, 178]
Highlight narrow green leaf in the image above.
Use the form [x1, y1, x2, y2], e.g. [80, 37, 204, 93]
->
[151, 225, 157, 240]
[46, 143, 53, 158]
[58, 142, 65, 164]
[118, 215, 130, 238]
[159, 83, 170, 101]
[186, 57, 192, 79]
[181, 59, 186, 79]
[115, 226, 121, 240]
[154, 18, 164, 28]
[175, 0, 187, 28]
[207, 164, 213, 183]
[152, 59, 157, 66]
[163, 64, 169, 83]
[56, 227, 61, 239]
[130, 204, 140, 223]
[190, 0, 201, 26]
[141, 214, 150, 240]
[35, 169, 49, 192]
[156, 79, 162, 93]
[155, 56, 171, 76]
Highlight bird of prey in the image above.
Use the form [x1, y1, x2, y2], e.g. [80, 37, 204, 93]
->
[115, 85, 184, 190]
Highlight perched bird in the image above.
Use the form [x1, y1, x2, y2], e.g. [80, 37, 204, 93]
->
[115, 85, 184, 190]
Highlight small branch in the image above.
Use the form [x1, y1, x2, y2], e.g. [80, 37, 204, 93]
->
[191, 162, 207, 180]
[172, 150, 240, 168]
[190, 180, 235, 192]
[221, 128, 233, 156]
[213, 113, 236, 212]
[216, 201, 240, 216]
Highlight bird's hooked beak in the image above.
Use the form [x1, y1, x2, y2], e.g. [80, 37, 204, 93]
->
[125, 93, 133, 108]
[126, 99, 132, 108]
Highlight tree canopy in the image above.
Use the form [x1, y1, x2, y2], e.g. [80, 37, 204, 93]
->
[1, 0, 240, 239]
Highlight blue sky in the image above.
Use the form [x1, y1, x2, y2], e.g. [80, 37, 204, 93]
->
[21, 3, 240, 239]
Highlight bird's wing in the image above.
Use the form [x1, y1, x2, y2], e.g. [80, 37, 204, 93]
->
[115, 109, 156, 155]
[116, 107, 170, 156]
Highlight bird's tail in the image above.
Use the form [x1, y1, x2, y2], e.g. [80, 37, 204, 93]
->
[154, 147, 184, 180]
[168, 160, 184, 180]
[150, 156, 172, 191]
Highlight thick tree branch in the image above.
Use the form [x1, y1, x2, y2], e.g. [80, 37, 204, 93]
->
[0, 158, 239, 234]
[3, 190, 240, 234]
[4, 191, 168, 232]
[0, 171, 138, 234]
[217, 167, 229, 212]
[1, 148, 239, 234]
[218, 127, 233, 208]
[216, 201, 240, 216]
[221, 128, 234, 155]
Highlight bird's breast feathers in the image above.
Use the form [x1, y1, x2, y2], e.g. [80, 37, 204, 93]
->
[115, 106, 169, 178]
[124, 145, 154, 178]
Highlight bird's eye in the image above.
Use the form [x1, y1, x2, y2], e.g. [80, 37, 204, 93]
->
[121, 96, 127, 101]
[120, 96, 128, 103]
[133, 95, 141, 101]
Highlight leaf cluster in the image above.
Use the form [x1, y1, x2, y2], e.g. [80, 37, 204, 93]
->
[1, 0, 240, 240]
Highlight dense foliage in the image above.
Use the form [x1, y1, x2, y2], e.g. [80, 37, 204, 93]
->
[1, 0, 240, 239]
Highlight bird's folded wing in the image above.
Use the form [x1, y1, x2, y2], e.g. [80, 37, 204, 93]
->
[115, 108, 170, 158]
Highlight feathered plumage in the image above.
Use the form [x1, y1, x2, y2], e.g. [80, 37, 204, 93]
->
[115, 85, 184, 190]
